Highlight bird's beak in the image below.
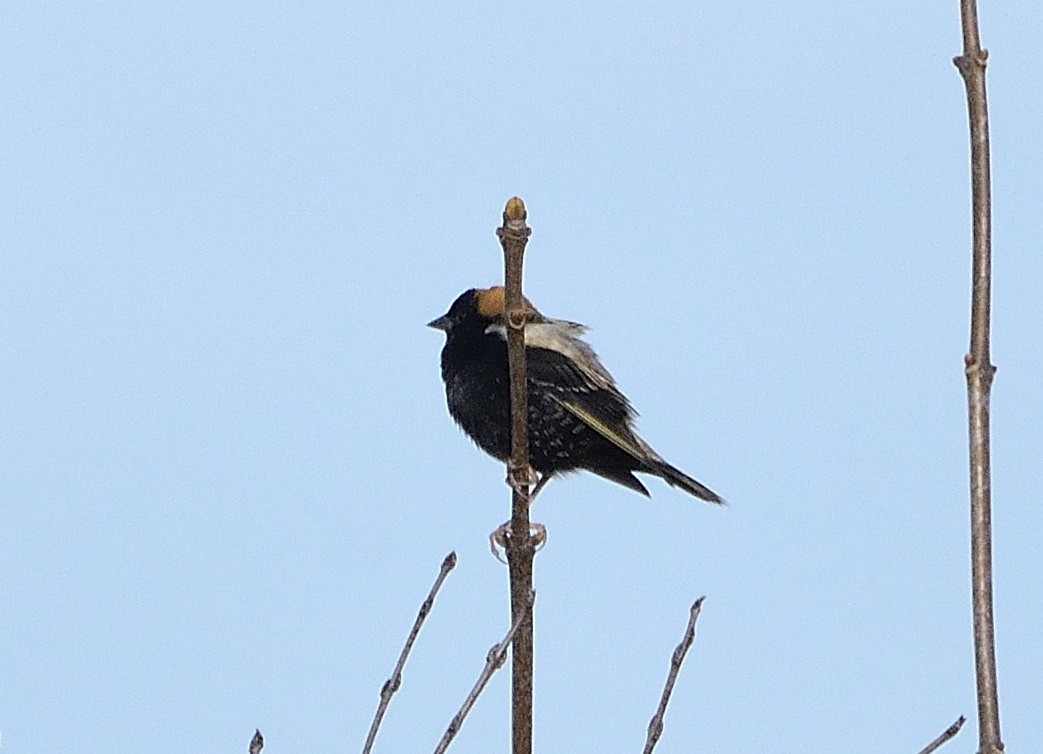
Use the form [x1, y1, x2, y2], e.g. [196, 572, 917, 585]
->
[427, 315, 452, 331]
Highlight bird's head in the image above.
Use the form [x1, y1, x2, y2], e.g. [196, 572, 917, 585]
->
[427, 287, 538, 335]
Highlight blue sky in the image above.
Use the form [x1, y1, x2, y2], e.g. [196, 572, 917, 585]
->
[3, 2, 1042, 752]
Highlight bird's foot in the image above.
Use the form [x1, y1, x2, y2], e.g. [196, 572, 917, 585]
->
[530, 471, 554, 501]
[489, 521, 548, 563]
[505, 463, 539, 497]
[504, 466, 555, 505]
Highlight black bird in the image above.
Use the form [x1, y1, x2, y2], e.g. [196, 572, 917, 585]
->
[428, 286, 723, 503]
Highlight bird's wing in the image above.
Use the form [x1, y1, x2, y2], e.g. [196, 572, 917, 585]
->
[526, 344, 653, 463]
[488, 316, 652, 460]
[523, 320, 617, 390]
[487, 318, 624, 397]
[549, 394, 655, 461]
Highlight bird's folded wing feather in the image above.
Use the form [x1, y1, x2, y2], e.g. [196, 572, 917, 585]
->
[526, 344, 652, 462]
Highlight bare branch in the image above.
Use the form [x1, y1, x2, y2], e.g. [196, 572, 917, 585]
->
[433, 590, 536, 754]
[363, 551, 458, 754]
[953, 2, 1003, 753]
[643, 597, 705, 754]
[915, 716, 966, 754]
[248, 728, 263, 754]
[497, 196, 536, 754]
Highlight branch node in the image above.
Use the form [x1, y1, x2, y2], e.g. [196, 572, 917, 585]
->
[954, 49, 989, 82]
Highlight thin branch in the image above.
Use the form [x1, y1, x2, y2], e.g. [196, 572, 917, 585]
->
[953, 3, 1002, 753]
[433, 589, 536, 754]
[248, 729, 264, 754]
[497, 196, 536, 754]
[643, 597, 706, 754]
[915, 716, 967, 754]
[363, 551, 458, 754]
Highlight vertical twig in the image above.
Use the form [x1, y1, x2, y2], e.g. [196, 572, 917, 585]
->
[497, 196, 535, 754]
[363, 552, 458, 754]
[916, 716, 967, 754]
[953, 3, 1002, 753]
[643, 597, 705, 754]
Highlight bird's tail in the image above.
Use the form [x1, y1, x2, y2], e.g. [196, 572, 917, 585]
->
[649, 459, 725, 505]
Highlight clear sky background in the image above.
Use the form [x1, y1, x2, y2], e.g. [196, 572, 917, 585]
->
[2, 3, 1041, 753]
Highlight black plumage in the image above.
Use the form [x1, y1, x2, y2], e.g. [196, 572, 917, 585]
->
[428, 287, 723, 504]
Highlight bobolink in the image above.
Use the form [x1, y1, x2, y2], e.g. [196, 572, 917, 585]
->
[428, 287, 723, 504]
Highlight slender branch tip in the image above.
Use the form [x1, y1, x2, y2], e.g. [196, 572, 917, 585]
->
[643, 596, 706, 753]
[915, 715, 967, 754]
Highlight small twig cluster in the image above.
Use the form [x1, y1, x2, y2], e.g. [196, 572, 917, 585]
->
[355, 549, 533, 753]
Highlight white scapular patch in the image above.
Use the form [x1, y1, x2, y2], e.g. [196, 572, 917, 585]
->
[485, 318, 621, 394]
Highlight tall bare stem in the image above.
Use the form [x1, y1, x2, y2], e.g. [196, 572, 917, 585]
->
[953, 2, 1002, 751]
[497, 197, 535, 754]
